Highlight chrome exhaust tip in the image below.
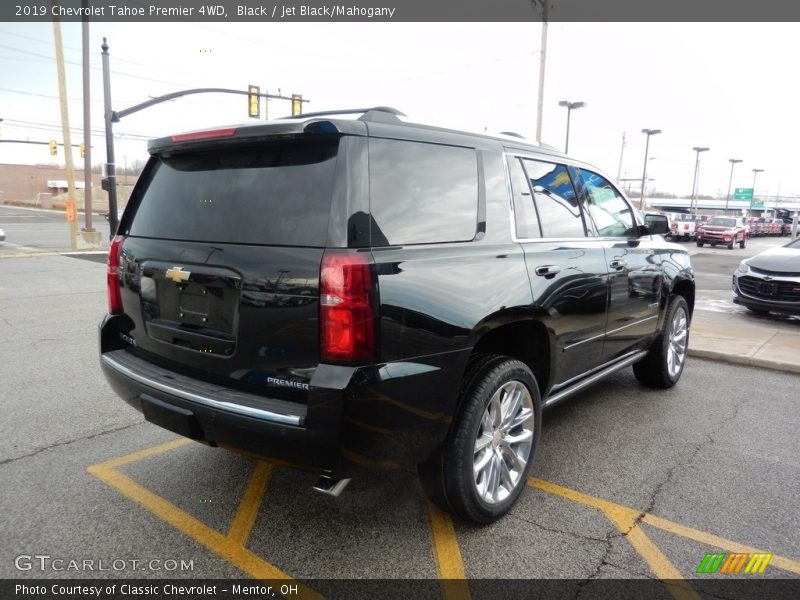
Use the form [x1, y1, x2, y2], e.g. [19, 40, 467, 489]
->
[312, 475, 351, 497]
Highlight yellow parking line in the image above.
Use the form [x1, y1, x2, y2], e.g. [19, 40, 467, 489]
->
[227, 462, 272, 546]
[92, 437, 192, 470]
[427, 502, 470, 600]
[642, 513, 800, 576]
[529, 478, 800, 580]
[88, 451, 322, 599]
[602, 506, 701, 600]
[529, 478, 698, 599]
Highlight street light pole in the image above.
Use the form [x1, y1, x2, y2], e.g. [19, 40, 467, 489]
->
[101, 38, 118, 238]
[535, 1, 549, 144]
[725, 158, 742, 215]
[751, 168, 764, 217]
[558, 100, 585, 154]
[690, 146, 709, 215]
[639, 128, 661, 210]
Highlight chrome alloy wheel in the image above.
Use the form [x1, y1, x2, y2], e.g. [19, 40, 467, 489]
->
[473, 380, 535, 505]
[667, 306, 688, 378]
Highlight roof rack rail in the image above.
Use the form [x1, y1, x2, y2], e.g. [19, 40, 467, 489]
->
[499, 131, 525, 139]
[281, 107, 406, 122]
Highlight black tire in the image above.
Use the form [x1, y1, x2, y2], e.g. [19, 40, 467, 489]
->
[418, 354, 542, 524]
[727, 238, 735, 249]
[633, 296, 690, 389]
[739, 236, 746, 249]
[696, 240, 703, 247]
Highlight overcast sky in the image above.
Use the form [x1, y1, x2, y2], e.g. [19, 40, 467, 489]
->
[1, 21, 798, 199]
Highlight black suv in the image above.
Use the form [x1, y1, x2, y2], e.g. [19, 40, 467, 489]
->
[100, 107, 694, 523]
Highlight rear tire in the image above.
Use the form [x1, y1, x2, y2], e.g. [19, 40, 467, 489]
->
[418, 354, 542, 524]
[739, 236, 746, 249]
[633, 296, 690, 389]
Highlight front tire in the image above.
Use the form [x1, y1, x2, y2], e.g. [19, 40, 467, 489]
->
[419, 355, 542, 523]
[633, 296, 690, 389]
[739, 236, 746, 249]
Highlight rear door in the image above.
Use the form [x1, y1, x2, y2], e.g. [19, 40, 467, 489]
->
[116, 136, 344, 403]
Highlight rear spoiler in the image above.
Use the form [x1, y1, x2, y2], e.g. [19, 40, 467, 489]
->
[147, 118, 366, 154]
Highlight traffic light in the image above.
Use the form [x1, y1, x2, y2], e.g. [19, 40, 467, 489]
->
[291, 94, 302, 116]
[49, 139, 57, 155]
[79, 143, 85, 158]
[247, 85, 260, 118]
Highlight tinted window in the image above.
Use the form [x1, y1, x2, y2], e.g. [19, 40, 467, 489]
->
[368, 139, 478, 245]
[579, 169, 636, 237]
[508, 156, 540, 238]
[521, 159, 585, 238]
[128, 140, 338, 246]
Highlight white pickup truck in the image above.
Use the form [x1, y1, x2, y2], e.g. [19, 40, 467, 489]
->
[670, 213, 698, 240]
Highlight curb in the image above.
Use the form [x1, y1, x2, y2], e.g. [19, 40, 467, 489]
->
[688, 348, 800, 376]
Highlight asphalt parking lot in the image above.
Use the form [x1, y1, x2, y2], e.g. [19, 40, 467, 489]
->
[0, 246, 798, 598]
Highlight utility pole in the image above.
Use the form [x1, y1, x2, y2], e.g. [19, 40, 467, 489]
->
[535, 1, 548, 144]
[616, 132, 626, 184]
[52, 18, 78, 250]
[81, 4, 95, 237]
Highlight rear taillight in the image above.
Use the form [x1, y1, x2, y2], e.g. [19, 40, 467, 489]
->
[320, 251, 375, 365]
[107, 235, 124, 314]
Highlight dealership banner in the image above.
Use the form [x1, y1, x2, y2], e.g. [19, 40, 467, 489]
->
[4, 0, 800, 22]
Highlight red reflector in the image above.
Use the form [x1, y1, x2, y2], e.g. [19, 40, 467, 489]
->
[170, 128, 236, 143]
[320, 251, 375, 365]
[107, 235, 124, 314]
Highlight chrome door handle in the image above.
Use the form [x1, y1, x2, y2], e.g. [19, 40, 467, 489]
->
[535, 265, 562, 277]
[609, 260, 627, 270]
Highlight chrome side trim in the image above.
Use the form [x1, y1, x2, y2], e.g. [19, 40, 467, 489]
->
[605, 315, 658, 337]
[563, 315, 658, 351]
[543, 350, 649, 409]
[101, 353, 303, 426]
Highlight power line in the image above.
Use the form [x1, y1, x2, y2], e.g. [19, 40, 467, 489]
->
[0, 43, 201, 89]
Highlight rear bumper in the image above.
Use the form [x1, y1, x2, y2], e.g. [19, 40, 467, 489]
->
[99, 315, 463, 476]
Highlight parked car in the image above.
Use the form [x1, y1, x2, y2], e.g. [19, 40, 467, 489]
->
[771, 218, 788, 236]
[756, 217, 778, 237]
[670, 213, 696, 240]
[99, 107, 695, 523]
[696, 216, 747, 249]
[733, 237, 800, 315]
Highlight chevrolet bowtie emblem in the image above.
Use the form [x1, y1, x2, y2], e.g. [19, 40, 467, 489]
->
[165, 266, 191, 283]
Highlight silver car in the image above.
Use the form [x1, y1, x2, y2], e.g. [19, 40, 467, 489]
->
[733, 237, 800, 315]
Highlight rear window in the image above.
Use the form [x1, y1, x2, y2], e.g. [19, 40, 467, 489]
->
[128, 139, 338, 246]
[368, 138, 478, 245]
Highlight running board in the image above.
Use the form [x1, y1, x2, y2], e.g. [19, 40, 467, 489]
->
[543, 350, 649, 409]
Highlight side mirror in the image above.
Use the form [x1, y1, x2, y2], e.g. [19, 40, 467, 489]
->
[644, 214, 669, 235]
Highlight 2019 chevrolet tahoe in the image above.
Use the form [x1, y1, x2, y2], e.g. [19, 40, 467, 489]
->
[99, 107, 695, 523]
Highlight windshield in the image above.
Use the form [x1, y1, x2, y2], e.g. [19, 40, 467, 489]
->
[707, 217, 736, 227]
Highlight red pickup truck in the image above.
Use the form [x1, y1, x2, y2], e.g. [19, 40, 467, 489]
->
[696, 216, 747, 249]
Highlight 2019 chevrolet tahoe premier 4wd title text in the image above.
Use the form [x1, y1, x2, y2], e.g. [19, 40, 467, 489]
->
[99, 107, 694, 523]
